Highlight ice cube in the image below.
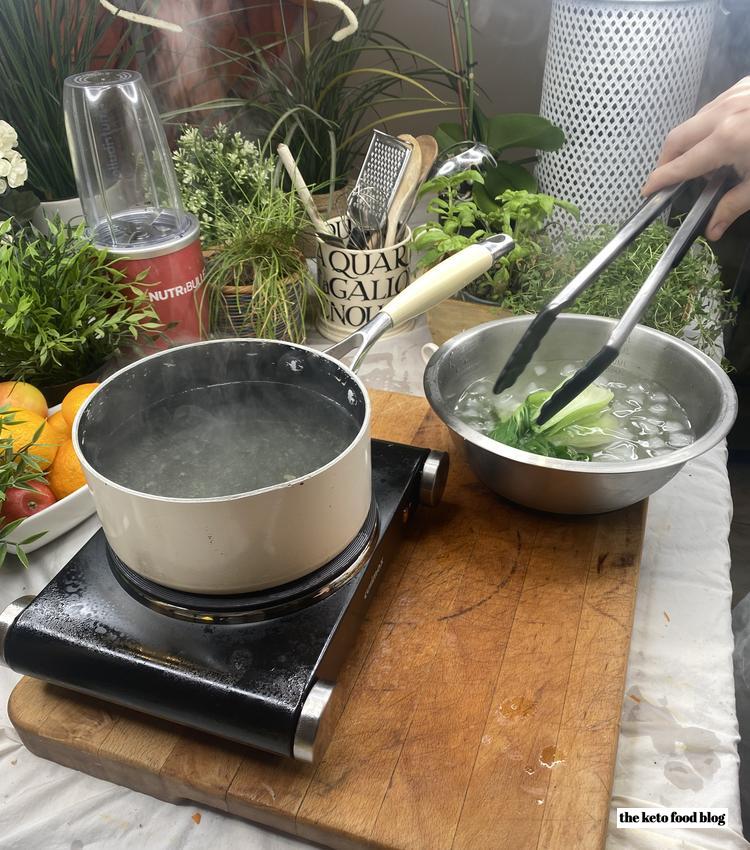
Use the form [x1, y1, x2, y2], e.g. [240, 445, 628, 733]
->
[668, 433, 693, 448]
[634, 419, 659, 436]
[534, 365, 547, 376]
[661, 421, 683, 433]
[649, 403, 668, 415]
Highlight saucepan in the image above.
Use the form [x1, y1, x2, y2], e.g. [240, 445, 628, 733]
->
[74, 234, 514, 595]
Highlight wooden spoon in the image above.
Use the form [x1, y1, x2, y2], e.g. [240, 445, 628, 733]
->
[415, 134, 439, 183]
[396, 134, 439, 240]
[385, 134, 422, 247]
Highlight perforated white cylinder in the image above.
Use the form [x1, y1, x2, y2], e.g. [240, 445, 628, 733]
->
[536, 0, 716, 231]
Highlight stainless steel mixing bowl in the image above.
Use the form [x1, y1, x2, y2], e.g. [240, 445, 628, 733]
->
[423, 314, 738, 514]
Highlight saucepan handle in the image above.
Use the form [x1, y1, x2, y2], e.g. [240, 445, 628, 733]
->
[325, 233, 515, 370]
[384, 236, 513, 327]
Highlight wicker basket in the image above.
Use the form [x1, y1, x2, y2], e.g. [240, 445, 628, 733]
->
[216, 281, 305, 342]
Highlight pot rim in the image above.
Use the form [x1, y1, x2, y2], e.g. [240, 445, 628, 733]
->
[73, 337, 372, 503]
[424, 314, 738, 476]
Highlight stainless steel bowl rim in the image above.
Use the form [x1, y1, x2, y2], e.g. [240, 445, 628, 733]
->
[423, 314, 737, 475]
[73, 337, 372, 504]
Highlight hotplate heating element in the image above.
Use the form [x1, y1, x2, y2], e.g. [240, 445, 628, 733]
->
[0, 440, 447, 763]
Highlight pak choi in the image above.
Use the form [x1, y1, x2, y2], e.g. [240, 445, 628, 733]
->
[489, 383, 621, 461]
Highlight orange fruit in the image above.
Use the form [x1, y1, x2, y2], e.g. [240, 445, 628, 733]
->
[47, 439, 86, 500]
[0, 409, 59, 470]
[61, 383, 100, 427]
[47, 410, 71, 438]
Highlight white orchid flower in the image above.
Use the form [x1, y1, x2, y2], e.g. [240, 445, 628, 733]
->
[0, 128, 28, 191]
[314, 0, 368, 42]
[0, 120, 18, 153]
[7, 154, 27, 189]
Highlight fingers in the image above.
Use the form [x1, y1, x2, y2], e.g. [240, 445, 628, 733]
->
[642, 136, 727, 196]
[654, 111, 719, 168]
[706, 179, 750, 240]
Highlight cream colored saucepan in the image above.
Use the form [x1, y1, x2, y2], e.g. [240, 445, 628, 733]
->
[73, 235, 514, 595]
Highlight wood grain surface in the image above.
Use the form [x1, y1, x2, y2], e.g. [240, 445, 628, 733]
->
[9, 389, 645, 850]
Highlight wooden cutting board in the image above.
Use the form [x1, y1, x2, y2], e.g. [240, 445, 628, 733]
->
[8, 389, 645, 850]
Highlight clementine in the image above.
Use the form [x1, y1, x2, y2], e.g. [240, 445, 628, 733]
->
[61, 383, 100, 427]
[47, 439, 86, 500]
[0, 409, 58, 470]
[47, 410, 71, 438]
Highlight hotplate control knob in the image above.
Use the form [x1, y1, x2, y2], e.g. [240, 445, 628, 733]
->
[419, 450, 449, 507]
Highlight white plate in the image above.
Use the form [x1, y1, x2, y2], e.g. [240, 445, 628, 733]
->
[5, 403, 96, 553]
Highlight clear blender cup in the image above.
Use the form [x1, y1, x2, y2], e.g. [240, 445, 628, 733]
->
[63, 70, 206, 346]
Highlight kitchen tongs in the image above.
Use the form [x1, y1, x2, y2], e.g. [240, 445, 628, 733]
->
[493, 172, 728, 426]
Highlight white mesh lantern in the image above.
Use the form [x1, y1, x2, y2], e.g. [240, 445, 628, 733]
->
[536, 0, 716, 232]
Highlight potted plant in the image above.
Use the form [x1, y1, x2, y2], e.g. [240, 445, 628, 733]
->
[0, 121, 34, 224]
[0, 0, 161, 225]
[174, 127, 317, 342]
[0, 219, 163, 403]
[173, 124, 278, 250]
[413, 169, 577, 303]
[168, 0, 457, 210]
[504, 221, 737, 358]
[436, 0, 567, 213]
[203, 197, 315, 343]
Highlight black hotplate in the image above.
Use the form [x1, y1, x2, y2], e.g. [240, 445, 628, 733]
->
[0, 440, 447, 762]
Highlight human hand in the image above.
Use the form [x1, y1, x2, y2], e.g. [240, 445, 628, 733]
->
[642, 76, 750, 240]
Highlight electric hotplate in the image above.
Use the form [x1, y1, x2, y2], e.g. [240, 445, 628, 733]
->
[0, 440, 447, 762]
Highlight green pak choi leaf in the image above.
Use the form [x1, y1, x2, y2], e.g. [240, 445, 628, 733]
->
[489, 383, 619, 461]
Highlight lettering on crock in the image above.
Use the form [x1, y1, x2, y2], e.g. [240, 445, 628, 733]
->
[316, 221, 413, 338]
[320, 269, 410, 330]
[324, 245, 409, 279]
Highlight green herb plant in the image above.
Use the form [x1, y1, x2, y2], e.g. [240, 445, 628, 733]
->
[413, 170, 577, 300]
[191, 146, 319, 342]
[438, 0, 565, 209]
[0, 407, 50, 567]
[504, 222, 737, 358]
[490, 383, 619, 462]
[0, 219, 163, 386]
[173, 124, 276, 248]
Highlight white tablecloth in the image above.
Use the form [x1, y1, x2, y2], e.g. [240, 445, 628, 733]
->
[0, 319, 747, 849]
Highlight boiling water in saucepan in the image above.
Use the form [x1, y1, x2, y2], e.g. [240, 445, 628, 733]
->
[96, 382, 360, 498]
[454, 361, 694, 462]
